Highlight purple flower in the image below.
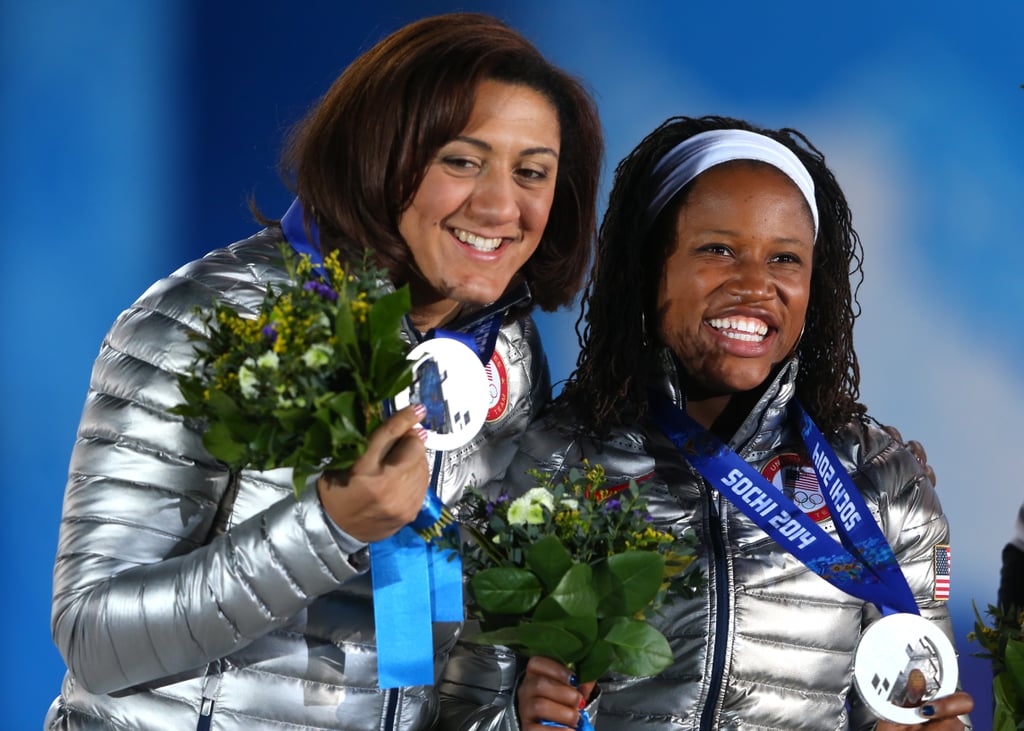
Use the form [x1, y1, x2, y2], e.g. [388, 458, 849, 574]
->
[304, 280, 338, 301]
[262, 324, 278, 342]
[604, 498, 621, 512]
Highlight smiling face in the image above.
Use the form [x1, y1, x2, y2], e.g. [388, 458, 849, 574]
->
[657, 161, 815, 417]
[398, 79, 561, 330]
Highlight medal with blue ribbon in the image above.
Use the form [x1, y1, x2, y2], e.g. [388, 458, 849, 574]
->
[282, 198, 495, 688]
[648, 391, 958, 722]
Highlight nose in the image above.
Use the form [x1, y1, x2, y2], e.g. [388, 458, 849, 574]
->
[466, 169, 518, 224]
[725, 258, 772, 301]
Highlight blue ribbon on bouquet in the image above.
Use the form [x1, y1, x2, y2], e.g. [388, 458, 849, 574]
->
[282, 198, 497, 687]
[648, 391, 919, 617]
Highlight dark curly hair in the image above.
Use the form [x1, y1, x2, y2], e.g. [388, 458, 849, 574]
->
[274, 12, 603, 313]
[562, 115, 866, 436]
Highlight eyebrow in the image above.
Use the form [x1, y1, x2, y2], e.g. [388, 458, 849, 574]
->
[452, 135, 559, 159]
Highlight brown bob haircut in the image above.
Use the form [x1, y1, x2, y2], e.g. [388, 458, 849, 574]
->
[279, 12, 604, 312]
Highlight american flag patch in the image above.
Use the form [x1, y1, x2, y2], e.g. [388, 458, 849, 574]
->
[933, 544, 951, 601]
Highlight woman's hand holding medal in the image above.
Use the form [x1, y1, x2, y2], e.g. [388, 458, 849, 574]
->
[874, 690, 974, 729]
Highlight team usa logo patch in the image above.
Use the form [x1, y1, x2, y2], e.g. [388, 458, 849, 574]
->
[760, 453, 831, 523]
[932, 544, 951, 601]
[484, 351, 508, 422]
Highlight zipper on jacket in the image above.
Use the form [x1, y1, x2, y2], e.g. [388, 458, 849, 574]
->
[383, 687, 400, 731]
[196, 660, 222, 731]
[699, 490, 730, 731]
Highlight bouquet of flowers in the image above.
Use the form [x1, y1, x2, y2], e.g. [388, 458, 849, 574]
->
[454, 462, 704, 683]
[969, 602, 1024, 731]
[171, 246, 413, 496]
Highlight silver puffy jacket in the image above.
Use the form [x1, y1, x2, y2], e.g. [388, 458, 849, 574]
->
[46, 229, 549, 731]
[439, 349, 968, 731]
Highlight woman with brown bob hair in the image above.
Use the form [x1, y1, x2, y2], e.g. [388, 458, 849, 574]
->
[282, 11, 601, 313]
[46, 12, 602, 731]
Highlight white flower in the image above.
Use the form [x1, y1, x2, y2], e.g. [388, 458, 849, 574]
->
[507, 487, 555, 525]
[238, 362, 259, 399]
[301, 343, 334, 369]
[256, 350, 280, 370]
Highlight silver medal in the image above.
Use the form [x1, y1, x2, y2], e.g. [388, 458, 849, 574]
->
[392, 338, 489, 451]
[852, 612, 959, 724]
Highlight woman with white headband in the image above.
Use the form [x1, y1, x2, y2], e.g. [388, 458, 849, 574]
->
[443, 116, 974, 730]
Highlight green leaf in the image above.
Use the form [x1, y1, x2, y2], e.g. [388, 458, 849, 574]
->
[170, 377, 206, 417]
[530, 596, 597, 646]
[525, 534, 573, 591]
[594, 551, 665, 617]
[273, 406, 311, 432]
[202, 421, 247, 465]
[603, 617, 674, 678]
[1005, 637, 1024, 686]
[553, 613, 599, 648]
[334, 300, 359, 365]
[369, 287, 411, 349]
[576, 638, 617, 684]
[470, 567, 542, 615]
[205, 387, 242, 420]
[993, 639, 1024, 731]
[301, 419, 332, 461]
[472, 622, 585, 666]
[547, 563, 597, 619]
[319, 390, 358, 425]
[368, 289, 413, 393]
[291, 464, 314, 498]
[991, 673, 1018, 731]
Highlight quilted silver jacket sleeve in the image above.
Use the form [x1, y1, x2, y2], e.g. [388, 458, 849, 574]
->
[50, 233, 364, 695]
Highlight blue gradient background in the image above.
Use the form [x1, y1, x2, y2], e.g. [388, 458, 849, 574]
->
[4, 2, 1021, 728]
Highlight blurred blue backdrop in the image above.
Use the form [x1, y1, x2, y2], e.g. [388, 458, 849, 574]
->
[4, 1, 1021, 728]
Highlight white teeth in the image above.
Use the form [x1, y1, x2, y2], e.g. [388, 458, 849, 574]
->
[453, 228, 502, 252]
[708, 317, 769, 342]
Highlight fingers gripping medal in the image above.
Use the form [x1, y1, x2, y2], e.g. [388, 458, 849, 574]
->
[393, 337, 490, 451]
[853, 613, 959, 724]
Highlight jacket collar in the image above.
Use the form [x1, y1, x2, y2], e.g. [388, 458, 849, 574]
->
[443, 281, 532, 335]
[650, 347, 800, 459]
[402, 281, 532, 345]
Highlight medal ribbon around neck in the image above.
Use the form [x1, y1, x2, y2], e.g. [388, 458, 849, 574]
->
[648, 392, 919, 616]
[282, 198, 500, 687]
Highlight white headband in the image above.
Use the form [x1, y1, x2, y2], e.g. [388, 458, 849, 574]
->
[641, 129, 819, 241]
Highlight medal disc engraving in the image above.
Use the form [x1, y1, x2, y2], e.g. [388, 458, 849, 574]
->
[852, 612, 959, 724]
[393, 338, 489, 451]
